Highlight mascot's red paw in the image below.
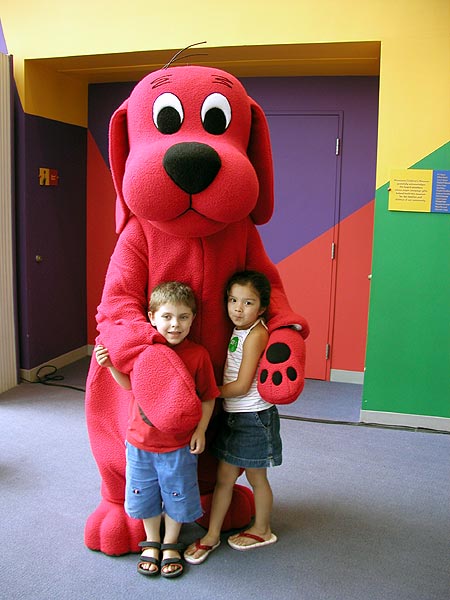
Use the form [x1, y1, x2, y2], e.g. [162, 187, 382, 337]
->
[258, 328, 306, 405]
[197, 485, 255, 531]
[84, 499, 144, 556]
[131, 345, 202, 434]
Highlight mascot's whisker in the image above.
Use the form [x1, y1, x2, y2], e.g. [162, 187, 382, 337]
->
[163, 41, 208, 69]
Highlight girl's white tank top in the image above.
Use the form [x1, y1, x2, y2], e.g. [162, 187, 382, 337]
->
[222, 319, 273, 413]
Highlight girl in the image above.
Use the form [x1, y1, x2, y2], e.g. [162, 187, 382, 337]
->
[184, 270, 281, 564]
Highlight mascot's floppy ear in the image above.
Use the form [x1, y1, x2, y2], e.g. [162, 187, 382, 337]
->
[248, 98, 274, 225]
[109, 99, 131, 235]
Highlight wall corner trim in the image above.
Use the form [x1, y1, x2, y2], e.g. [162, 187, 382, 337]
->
[360, 410, 450, 433]
[330, 369, 364, 385]
[20, 346, 89, 383]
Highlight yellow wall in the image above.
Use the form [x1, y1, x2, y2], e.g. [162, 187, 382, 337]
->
[2, 0, 449, 183]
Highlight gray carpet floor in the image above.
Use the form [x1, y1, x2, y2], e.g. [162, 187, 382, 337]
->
[0, 358, 449, 600]
[279, 378, 363, 422]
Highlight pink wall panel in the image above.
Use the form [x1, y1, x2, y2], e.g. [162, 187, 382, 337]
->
[331, 200, 374, 371]
[277, 200, 374, 378]
[277, 228, 335, 380]
[86, 132, 117, 344]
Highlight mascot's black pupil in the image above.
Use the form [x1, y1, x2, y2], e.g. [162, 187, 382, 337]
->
[203, 108, 227, 135]
[157, 107, 182, 134]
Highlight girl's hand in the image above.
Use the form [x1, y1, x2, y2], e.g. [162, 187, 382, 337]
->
[95, 345, 113, 368]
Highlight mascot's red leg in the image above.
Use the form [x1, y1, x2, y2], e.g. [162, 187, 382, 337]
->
[197, 437, 255, 531]
[84, 358, 144, 555]
[84, 498, 144, 556]
[196, 486, 255, 531]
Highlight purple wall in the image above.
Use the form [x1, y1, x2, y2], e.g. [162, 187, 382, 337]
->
[88, 82, 135, 165]
[0, 19, 8, 54]
[15, 107, 87, 369]
[241, 76, 379, 257]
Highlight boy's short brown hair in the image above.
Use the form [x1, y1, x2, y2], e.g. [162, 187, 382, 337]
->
[149, 281, 197, 314]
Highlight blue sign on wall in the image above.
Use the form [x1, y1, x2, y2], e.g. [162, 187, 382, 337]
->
[431, 170, 450, 213]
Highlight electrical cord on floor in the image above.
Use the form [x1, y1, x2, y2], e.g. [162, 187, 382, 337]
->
[21, 364, 86, 392]
[19, 365, 448, 435]
[279, 413, 450, 435]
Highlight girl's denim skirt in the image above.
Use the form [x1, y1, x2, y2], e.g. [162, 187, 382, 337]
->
[211, 405, 282, 468]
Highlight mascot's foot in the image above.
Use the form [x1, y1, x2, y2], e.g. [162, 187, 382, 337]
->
[197, 485, 255, 531]
[258, 328, 306, 405]
[85, 499, 144, 556]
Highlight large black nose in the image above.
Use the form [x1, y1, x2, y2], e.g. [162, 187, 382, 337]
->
[163, 142, 221, 194]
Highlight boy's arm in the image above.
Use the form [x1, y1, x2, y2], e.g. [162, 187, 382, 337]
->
[189, 399, 215, 455]
[108, 366, 131, 391]
[95, 344, 131, 391]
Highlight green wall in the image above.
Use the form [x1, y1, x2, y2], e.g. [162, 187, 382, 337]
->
[363, 142, 450, 419]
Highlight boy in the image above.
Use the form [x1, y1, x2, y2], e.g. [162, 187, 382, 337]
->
[95, 282, 218, 578]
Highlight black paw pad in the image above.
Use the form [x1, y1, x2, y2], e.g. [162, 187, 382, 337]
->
[266, 342, 291, 364]
[259, 366, 298, 387]
[287, 367, 297, 381]
[272, 371, 282, 386]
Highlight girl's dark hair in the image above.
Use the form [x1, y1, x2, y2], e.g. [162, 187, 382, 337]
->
[225, 270, 271, 309]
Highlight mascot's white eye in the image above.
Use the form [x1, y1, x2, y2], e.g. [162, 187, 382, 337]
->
[201, 93, 231, 135]
[153, 92, 184, 134]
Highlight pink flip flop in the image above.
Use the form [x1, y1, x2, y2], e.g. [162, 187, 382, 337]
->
[184, 539, 221, 564]
[227, 532, 278, 551]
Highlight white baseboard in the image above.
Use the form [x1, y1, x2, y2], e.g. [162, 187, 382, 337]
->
[330, 369, 364, 384]
[360, 410, 450, 432]
[20, 346, 90, 383]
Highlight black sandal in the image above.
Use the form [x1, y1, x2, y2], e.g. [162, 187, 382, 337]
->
[137, 541, 161, 576]
[160, 542, 185, 579]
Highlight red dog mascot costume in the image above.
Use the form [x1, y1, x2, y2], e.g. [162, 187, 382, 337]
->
[85, 65, 309, 556]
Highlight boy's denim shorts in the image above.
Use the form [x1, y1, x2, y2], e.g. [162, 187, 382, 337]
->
[125, 442, 203, 524]
[212, 405, 282, 468]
